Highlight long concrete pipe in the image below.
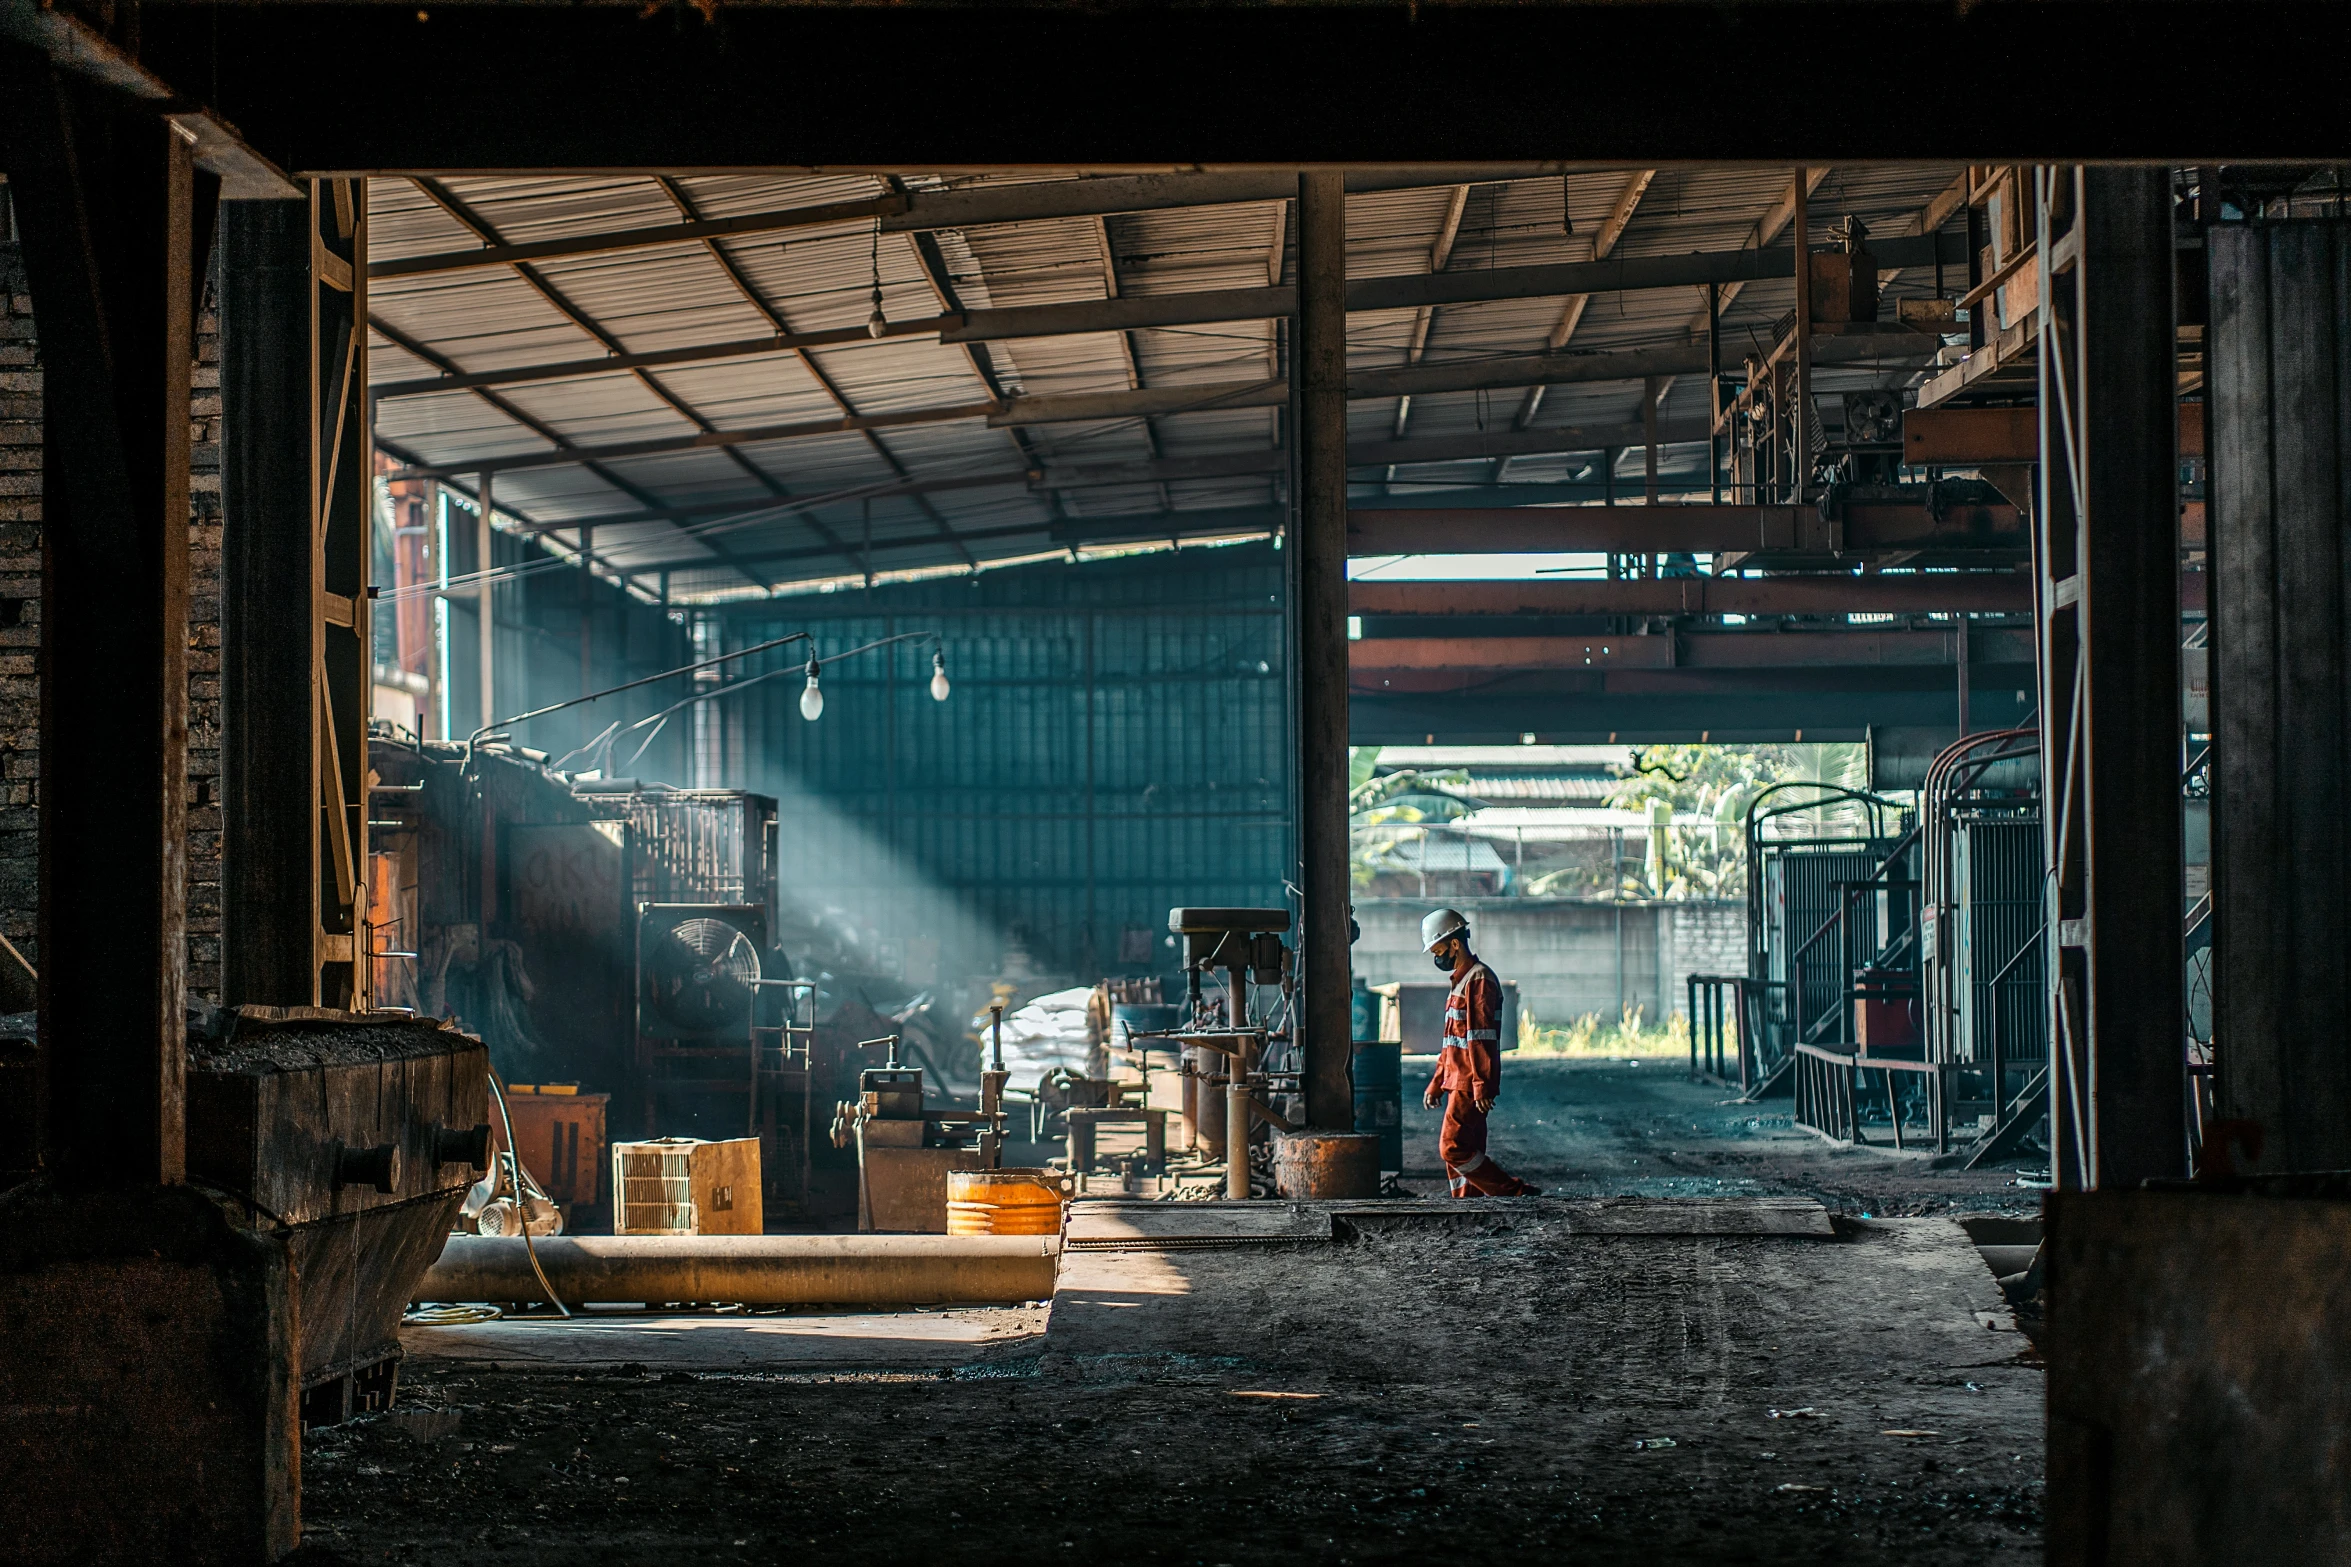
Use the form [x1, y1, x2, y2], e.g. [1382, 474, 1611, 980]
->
[419, 1234, 1060, 1306]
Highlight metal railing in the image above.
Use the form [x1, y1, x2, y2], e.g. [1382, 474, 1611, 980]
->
[1687, 973, 1784, 1094]
[1794, 1046, 1948, 1151]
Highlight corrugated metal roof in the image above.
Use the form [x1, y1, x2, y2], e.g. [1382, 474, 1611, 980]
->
[367, 163, 1966, 602]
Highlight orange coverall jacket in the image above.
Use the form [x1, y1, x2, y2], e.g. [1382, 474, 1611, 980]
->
[1427, 956, 1504, 1103]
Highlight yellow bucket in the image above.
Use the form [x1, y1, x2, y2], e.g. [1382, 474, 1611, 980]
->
[945, 1168, 1067, 1236]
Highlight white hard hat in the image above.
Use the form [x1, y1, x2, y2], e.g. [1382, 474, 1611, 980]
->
[1422, 907, 1469, 951]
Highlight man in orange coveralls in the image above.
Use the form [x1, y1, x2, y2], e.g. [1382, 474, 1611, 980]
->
[1420, 908, 1540, 1198]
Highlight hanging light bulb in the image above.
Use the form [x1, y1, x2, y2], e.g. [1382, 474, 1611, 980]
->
[799, 657, 824, 721]
[929, 650, 951, 702]
[867, 295, 888, 339]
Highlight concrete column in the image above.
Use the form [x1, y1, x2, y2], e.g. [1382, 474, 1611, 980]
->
[2210, 219, 2351, 1172]
[2039, 166, 2185, 1188]
[1294, 170, 1352, 1131]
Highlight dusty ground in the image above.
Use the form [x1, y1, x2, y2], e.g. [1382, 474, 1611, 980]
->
[1412, 1056, 2049, 1215]
[292, 1060, 2043, 1565]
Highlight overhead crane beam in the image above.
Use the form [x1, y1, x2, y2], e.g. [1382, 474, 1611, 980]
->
[1349, 686, 2003, 746]
[1346, 498, 2023, 556]
[1348, 574, 2032, 618]
[1347, 626, 2035, 674]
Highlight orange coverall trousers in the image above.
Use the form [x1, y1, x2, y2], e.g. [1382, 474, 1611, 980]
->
[1438, 1091, 1538, 1197]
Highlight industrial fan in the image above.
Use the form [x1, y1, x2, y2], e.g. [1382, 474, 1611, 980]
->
[635, 904, 769, 1042]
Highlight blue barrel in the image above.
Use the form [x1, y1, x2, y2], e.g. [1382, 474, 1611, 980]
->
[1352, 1041, 1403, 1172]
[1350, 977, 1380, 1045]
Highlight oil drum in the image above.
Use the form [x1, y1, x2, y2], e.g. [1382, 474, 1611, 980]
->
[945, 1168, 1067, 1236]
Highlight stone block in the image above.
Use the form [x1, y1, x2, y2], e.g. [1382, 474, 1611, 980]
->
[2047, 1186, 2351, 1565]
[0, 1183, 299, 1562]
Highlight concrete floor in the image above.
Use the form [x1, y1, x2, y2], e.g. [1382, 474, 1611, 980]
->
[1400, 1054, 2047, 1213]
[297, 1061, 2043, 1563]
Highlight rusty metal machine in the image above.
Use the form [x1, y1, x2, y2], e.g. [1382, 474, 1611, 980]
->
[1138, 908, 1300, 1199]
[185, 1009, 490, 1426]
[830, 1028, 1009, 1231]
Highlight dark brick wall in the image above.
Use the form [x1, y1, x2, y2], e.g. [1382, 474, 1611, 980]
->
[189, 285, 222, 999]
[0, 243, 40, 1005]
[0, 239, 225, 1003]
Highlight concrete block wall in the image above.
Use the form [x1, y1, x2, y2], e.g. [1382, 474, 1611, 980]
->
[0, 239, 225, 1003]
[1660, 900, 1748, 1021]
[1354, 896, 1747, 1030]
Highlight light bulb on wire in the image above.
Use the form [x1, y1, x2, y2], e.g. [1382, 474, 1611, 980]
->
[929, 651, 951, 702]
[799, 658, 824, 721]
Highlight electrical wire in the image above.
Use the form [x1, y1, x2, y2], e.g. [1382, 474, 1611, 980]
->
[486, 1072, 570, 1318]
[474, 627, 941, 747]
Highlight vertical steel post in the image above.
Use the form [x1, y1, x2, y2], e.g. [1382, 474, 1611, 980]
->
[1707, 282, 1723, 504]
[1957, 614, 1972, 736]
[2038, 166, 2185, 1189]
[1791, 170, 1814, 502]
[578, 523, 595, 697]
[220, 199, 318, 1008]
[1643, 375, 1661, 505]
[478, 470, 496, 732]
[1294, 170, 1353, 1131]
[4, 71, 203, 1185]
[428, 486, 446, 739]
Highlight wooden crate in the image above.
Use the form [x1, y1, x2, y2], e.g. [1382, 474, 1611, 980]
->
[611, 1137, 763, 1235]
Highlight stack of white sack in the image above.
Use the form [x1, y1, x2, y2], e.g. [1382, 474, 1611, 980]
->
[971, 986, 1095, 1085]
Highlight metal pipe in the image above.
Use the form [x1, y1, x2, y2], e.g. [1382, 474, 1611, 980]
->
[1227, 1032, 1256, 1200]
[419, 1234, 1060, 1306]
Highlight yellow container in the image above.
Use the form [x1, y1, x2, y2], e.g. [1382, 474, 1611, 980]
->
[945, 1168, 1066, 1236]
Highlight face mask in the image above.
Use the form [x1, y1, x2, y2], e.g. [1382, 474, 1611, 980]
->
[1433, 947, 1455, 972]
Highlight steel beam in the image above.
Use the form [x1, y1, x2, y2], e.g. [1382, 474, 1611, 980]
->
[1349, 687, 1992, 746]
[368, 166, 1573, 281]
[1348, 627, 2036, 674]
[619, 502, 1288, 582]
[383, 397, 999, 482]
[1294, 170, 1354, 1137]
[0, 58, 206, 1186]
[2037, 166, 2184, 1191]
[378, 333, 1912, 485]
[219, 200, 320, 1009]
[1348, 574, 2032, 617]
[1346, 498, 2023, 556]
[369, 313, 957, 400]
[945, 230, 1968, 345]
[990, 321, 1936, 428]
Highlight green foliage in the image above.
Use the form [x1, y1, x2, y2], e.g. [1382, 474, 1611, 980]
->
[1597, 742, 1871, 900]
[1348, 746, 1474, 887]
[1517, 1003, 1690, 1058]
